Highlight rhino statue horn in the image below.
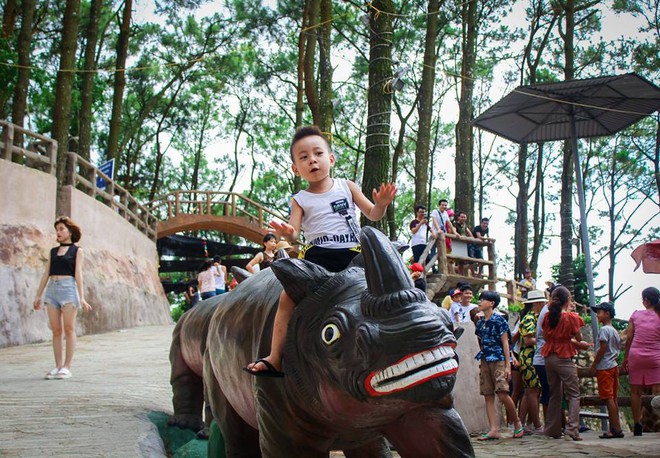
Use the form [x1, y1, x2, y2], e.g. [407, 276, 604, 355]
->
[360, 226, 427, 318]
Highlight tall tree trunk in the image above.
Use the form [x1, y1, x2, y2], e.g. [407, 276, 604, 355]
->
[455, 0, 477, 223]
[414, 0, 439, 210]
[106, 0, 132, 163]
[558, 0, 575, 290]
[10, 0, 36, 143]
[190, 98, 211, 191]
[52, 0, 81, 186]
[0, 0, 19, 117]
[78, 0, 104, 161]
[318, 0, 332, 133]
[293, 2, 308, 194]
[391, 98, 418, 239]
[2, 0, 18, 38]
[514, 143, 529, 278]
[303, 0, 320, 126]
[361, 0, 393, 231]
[530, 142, 546, 274]
[515, 1, 556, 279]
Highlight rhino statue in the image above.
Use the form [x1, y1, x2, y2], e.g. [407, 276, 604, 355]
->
[175, 227, 473, 457]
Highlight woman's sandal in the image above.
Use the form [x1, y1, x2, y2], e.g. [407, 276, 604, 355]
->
[477, 433, 500, 441]
[44, 368, 59, 380]
[564, 433, 583, 441]
[599, 430, 624, 439]
[512, 427, 525, 438]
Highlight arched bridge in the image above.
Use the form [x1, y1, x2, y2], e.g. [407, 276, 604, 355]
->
[147, 191, 287, 243]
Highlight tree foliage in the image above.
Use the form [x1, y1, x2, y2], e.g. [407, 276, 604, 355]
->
[2, 0, 657, 300]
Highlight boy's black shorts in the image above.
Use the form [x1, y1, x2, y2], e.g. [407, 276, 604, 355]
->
[299, 245, 360, 273]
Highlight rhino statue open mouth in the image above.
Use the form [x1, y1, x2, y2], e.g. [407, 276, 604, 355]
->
[174, 227, 473, 457]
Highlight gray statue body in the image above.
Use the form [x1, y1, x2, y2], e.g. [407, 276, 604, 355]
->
[174, 227, 474, 457]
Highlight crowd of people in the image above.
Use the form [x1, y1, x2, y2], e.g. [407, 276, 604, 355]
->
[463, 283, 659, 441]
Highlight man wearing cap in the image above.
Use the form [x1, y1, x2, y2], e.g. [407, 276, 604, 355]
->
[531, 290, 551, 420]
[589, 301, 624, 439]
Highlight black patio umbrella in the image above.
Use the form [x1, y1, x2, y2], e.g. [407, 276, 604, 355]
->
[473, 73, 660, 338]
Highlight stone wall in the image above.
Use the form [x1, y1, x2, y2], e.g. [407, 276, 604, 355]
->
[0, 160, 171, 348]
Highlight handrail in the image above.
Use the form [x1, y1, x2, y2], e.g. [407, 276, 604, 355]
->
[0, 120, 57, 175]
[418, 233, 497, 277]
[67, 152, 158, 241]
[147, 190, 287, 231]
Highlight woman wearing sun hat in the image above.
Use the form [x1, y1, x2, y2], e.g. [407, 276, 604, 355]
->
[518, 290, 547, 434]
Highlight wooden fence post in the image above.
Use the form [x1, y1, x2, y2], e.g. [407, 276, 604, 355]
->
[437, 233, 448, 275]
[2, 123, 13, 161]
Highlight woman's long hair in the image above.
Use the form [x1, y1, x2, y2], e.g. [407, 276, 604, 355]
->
[642, 286, 660, 312]
[519, 302, 533, 321]
[547, 285, 571, 329]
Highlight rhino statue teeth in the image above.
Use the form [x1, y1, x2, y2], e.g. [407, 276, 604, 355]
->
[174, 226, 473, 457]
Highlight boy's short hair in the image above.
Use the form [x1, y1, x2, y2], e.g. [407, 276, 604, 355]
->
[459, 284, 473, 293]
[414, 204, 426, 213]
[289, 125, 332, 161]
[438, 198, 448, 206]
[479, 290, 501, 307]
[481, 217, 490, 223]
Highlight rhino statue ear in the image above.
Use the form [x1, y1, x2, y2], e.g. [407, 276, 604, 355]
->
[231, 266, 251, 284]
[271, 258, 334, 304]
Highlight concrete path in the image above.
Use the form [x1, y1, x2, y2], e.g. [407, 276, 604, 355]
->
[0, 325, 174, 457]
[1, 325, 657, 457]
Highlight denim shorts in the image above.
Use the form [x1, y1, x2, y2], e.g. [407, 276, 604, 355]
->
[44, 277, 81, 309]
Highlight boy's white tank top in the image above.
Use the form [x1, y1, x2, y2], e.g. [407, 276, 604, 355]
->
[293, 178, 360, 249]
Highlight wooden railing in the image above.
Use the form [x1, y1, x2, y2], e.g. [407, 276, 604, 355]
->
[0, 120, 57, 175]
[419, 232, 497, 281]
[147, 190, 287, 231]
[67, 153, 158, 240]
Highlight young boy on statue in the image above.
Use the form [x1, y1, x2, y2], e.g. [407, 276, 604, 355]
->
[243, 126, 396, 377]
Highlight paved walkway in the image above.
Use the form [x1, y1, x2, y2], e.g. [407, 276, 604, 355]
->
[1, 325, 657, 457]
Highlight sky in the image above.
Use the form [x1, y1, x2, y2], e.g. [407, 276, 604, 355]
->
[129, 1, 659, 319]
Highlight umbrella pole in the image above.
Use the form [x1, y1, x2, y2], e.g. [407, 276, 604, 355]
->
[570, 116, 608, 431]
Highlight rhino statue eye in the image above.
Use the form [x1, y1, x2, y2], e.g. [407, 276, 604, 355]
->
[321, 323, 341, 345]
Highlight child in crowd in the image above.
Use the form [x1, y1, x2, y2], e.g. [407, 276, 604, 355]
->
[409, 262, 427, 293]
[589, 301, 624, 439]
[244, 126, 396, 377]
[474, 290, 524, 440]
[449, 289, 463, 324]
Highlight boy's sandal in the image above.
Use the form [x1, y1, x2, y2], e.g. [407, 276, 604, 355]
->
[242, 359, 284, 378]
[512, 427, 525, 438]
[477, 433, 500, 441]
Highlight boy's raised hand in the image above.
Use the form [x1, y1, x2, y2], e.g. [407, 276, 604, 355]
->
[270, 220, 295, 239]
[372, 182, 397, 207]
